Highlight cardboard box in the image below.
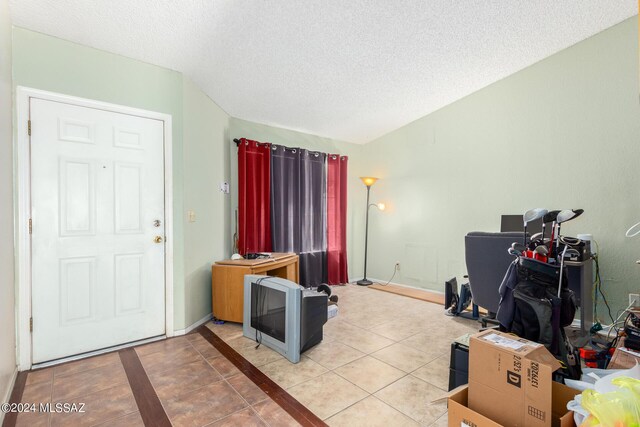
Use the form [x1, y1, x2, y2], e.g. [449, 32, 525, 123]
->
[448, 382, 577, 427]
[608, 336, 640, 369]
[468, 331, 562, 427]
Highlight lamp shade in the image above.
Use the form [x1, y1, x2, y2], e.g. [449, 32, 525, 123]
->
[360, 177, 378, 187]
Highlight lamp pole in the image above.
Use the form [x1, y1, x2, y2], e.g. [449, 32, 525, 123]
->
[358, 185, 373, 286]
[357, 177, 379, 286]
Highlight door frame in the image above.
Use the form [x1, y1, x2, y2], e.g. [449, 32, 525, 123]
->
[16, 87, 175, 370]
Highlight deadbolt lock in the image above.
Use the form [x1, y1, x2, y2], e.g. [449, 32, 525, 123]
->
[153, 219, 161, 227]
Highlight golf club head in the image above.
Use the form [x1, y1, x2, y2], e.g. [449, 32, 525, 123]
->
[530, 232, 543, 241]
[511, 242, 525, 252]
[557, 209, 584, 224]
[508, 247, 523, 256]
[543, 210, 560, 224]
[509, 242, 525, 256]
[528, 239, 545, 251]
[523, 208, 549, 225]
[534, 245, 548, 256]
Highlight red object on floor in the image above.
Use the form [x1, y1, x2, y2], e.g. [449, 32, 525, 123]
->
[326, 155, 349, 284]
[579, 347, 615, 368]
[238, 138, 272, 255]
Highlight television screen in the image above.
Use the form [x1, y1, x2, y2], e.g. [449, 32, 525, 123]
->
[251, 282, 286, 343]
[243, 275, 328, 363]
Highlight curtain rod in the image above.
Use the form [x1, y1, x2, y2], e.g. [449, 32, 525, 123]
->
[233, 137, 346, 159]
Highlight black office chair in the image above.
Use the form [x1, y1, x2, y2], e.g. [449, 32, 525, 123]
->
[464, 232, 526, 327]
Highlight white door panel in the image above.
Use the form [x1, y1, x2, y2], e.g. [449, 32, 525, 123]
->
[31, 98, 166, 363]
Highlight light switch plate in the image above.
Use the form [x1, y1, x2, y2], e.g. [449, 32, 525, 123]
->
[187, 210, 196, 222]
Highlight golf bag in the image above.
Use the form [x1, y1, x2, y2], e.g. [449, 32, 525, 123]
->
[497, 256, 581, 380]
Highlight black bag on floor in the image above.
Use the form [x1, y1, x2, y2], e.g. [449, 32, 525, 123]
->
[506, 257, 581, 380]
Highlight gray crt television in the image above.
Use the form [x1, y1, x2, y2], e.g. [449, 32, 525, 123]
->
[242, 275, 327, 363]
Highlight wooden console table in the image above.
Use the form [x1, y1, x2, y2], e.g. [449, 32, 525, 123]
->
[211, 253, 299, 323]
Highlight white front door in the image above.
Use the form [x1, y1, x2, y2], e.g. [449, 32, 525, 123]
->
[30, 98, 166, 363]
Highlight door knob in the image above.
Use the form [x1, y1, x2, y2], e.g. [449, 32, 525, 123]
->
[154, 236, 164, 243]
[153, 220, 161, 227]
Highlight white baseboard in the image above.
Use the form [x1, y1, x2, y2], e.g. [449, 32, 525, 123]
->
[0, 366, 18, 423]
[173, 313, 212, 336]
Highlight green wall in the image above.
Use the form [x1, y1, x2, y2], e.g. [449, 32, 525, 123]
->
[363, 16, 640, 316]
[0, 0, 16, 409]
[12, 27, 230, 330]
[183, 78, 230, 326]
[228, 118, 366, 280]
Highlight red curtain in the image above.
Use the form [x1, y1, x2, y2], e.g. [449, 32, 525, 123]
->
[326, 155, 348, 284]
[238, 138, 272, 254]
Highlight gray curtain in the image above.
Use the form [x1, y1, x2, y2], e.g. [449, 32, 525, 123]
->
[271, 145, 327, 287]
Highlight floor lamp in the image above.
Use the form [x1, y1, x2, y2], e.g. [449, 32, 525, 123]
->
[357, 177, 384, 286]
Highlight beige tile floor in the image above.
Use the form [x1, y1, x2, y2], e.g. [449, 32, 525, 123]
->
[208, 283, 479, 427]
[15, 353, 143, 427]
[15, 334, 300, 427]
[13, 283, 476, 426]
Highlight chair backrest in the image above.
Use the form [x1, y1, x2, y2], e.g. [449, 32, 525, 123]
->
[464, 231, 526, 313]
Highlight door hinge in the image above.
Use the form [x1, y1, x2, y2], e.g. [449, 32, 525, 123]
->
[28, 120, 31, 136]
[29, 218, 32, 234]
[30, 317, 33, 332]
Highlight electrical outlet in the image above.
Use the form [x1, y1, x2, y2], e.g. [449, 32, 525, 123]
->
[630, 293, 640, 307]
[187, 210, 196, 223]
[395, 261, 400, 271]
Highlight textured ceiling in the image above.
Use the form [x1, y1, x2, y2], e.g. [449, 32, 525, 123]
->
[9, 1, 637, 143]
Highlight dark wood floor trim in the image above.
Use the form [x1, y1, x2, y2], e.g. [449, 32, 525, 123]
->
[196, 325, 327, 427]
[1, 371, 28, 427]
[119, 348, 171, 427]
